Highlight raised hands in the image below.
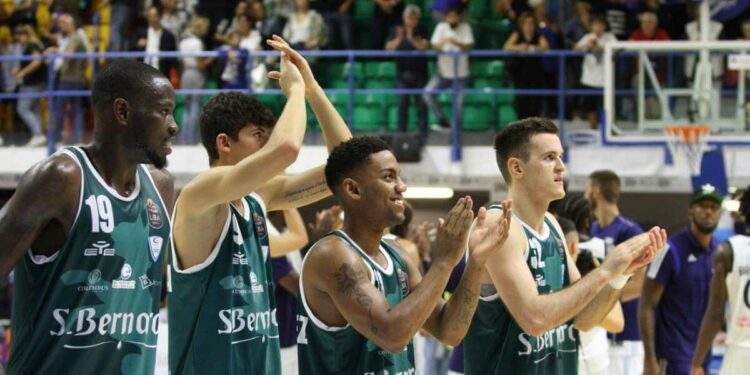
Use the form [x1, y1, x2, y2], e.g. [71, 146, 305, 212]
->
[601, 227, 667, 279]
[267, 50, 305, 97]
[308, 205, 343, 243]
[468, 200, 512, 265]
[266, 35, 317, 89]
[433, 196, 475, 267]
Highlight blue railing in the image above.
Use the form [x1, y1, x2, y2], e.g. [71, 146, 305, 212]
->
[0, 49, 730, 160]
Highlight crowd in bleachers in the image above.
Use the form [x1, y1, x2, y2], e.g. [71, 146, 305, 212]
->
[2, 0, 750, 146]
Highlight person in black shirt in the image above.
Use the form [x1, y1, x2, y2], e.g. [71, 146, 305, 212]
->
[310, 0, 353, 49]
[385, 5, 429, 144]
[374, 0, 405, 49]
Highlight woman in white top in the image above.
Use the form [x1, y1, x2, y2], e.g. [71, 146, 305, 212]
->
[575, 15, 616, 129]
[177, 16, 210, 144]
[282, 0, 327, 50]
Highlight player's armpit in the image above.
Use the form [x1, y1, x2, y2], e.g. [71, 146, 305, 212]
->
[0, 154, 81, 276]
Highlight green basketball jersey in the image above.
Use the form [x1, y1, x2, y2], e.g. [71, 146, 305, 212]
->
[297, 230, 416, 375]
[168, 193, 281, 375]
[9, 147, 171, 375]
[464, 208, 577, 375]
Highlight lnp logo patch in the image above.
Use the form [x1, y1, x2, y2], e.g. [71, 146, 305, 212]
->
[250, 271, 263, 293]
[397, 269, 410, 298]
[121, 263, 132, 280]
[113, 263, 135, 289]
[148, 236, 163, 262]
[146, 198, 163, 229]
[253, 212, 267, 239]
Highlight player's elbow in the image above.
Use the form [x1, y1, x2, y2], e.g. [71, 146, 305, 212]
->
[377, 326, 412, 353]
[520, 316, 549, 337]
[273, 140, 302, 166]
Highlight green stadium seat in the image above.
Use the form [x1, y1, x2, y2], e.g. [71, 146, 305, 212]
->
[497, 105, 517, 128]
[463, 104, 493, 131]
[353, 106, 384, 132]
[365, 62, 397, 78]
[364, 78, 396, 89]
[387, 104, 419, 131]
[355, 2, 373, 18]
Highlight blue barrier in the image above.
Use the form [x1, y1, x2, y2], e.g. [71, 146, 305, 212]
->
[0, 49, 742, 160]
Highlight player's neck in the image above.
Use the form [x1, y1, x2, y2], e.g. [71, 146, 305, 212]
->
[342, 217, 384, 256]
[84, 143, 140, 194]
[595, 202, 620, 227]
[509, 187, 549, 234]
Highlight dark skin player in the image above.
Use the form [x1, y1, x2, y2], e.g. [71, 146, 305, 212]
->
[0, 59, 178, 276]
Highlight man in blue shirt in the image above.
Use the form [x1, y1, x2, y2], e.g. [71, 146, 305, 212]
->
[586, 170, 645, 375]
[639, 184, 723, 375]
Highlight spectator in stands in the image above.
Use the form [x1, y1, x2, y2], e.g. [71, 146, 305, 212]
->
[178, 15, 210, 144]
[282, 0, 327, 50]
[386, 5, 429, 144]
[503, 12, 548, 119]
[51, 14, 89, 144]
[237, 13, 262, 52]
[0, 32, 21, 143]
[575, 15, 616, 129]
[310, 0, 353, 50]
[132, 5, 178, 77]
[217, 31, 249, 89]
[108, 0, 136, 51]
[251, 1, 286, 46]
[13, 24, 47, 146]
[266, 0, 297, 19]
[594, 0, 634, 40]
[215, 0, 248, 45]
[496, 0, 530, 21]
[630, 11, 669, 119]
[373, 0, 404, 49]
[160, 0, 190, 40]
[563, 0, 592, 50]
[423, 7, 473, 132]
[640, 185, 723, 375]
[635, 0, 682, 40]
[684, 11, 723, 84]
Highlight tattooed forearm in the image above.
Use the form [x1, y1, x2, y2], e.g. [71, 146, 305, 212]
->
[452, 285, 478, 331]
[285, 179, 329, 204]
[334, 263, 373, 308]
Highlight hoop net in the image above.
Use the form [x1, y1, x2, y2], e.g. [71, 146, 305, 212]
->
[664, 125, 712, 175]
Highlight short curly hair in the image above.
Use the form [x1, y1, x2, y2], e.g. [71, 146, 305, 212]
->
[199, 92, 276, 163]
[325, 136, 391, 195]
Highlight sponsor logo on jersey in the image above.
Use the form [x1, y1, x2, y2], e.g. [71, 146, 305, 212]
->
[517, 323, 576, 358]
[139, 274, 161, 289]
[365, 369, 416, 375]
[146, 198, 163, 229]
[397, 269, 410, 298]
[113, 263, 135, 289]
[688, 254, 698, 263]
[84, 241, 115, 257]
[253, 212, 267, 239]
[148, 236, 163, 262]
[232, 251, 249, 265]
[78, 269, 109, 292]
[217, 308, 278, 335]
[250, 271, 263, 293]
[50, 308, 159, 337]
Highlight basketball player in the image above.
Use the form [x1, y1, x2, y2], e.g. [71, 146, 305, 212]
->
[690, 186, 750, 375]
[298, 136, 511, 374]
[0, 59, 177, 374]
[586, 170, 646, 375]
[168, 37, 352, 374]
[464, 117, 666, 374]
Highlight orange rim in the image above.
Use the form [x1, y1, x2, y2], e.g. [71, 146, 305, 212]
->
[664, 125, 712, 144]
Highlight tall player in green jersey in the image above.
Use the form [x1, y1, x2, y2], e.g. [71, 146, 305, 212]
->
[298, 136, 511, 375]
[169, 36, 352, 375]
[464, 117, 667, 375]
[0, 60, 178, 374]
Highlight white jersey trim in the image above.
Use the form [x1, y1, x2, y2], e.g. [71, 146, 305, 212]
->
[298, 238, 375, 332]
[647, 243, 672, 279]
[513, 212, 550, 241]
[170, 207, 231, 274]
[74, 146, 141, 202]
[336, 230, 394, 276]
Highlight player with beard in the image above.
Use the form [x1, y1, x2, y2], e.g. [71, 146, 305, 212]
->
[0, 59, 178, 374]
[297, 136, 511, 374]
[464, 117, 666, 374]
[640, 184, 723, 375]
[691, 186, 750, 375]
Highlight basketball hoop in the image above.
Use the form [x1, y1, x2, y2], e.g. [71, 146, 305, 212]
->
[664, 125, 712, 176]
